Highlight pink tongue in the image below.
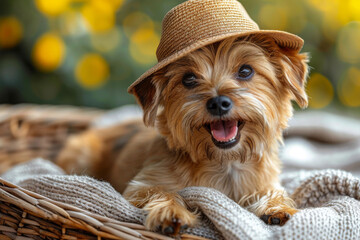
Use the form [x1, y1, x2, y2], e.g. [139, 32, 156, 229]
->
[210, 120, 238, 142]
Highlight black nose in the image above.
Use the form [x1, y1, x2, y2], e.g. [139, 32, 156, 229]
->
[206, 96, 233, 116]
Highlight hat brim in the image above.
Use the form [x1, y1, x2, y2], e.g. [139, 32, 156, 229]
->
[128, 30, 303, 94]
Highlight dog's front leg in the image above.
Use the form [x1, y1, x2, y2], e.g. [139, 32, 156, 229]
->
[124, 186, 197, 235]
[239, 188, 298, 226]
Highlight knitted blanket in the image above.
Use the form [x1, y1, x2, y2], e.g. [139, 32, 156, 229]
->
[2, 158, 360, 240]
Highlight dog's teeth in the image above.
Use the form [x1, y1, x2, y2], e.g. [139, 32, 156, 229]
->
[212, 136, 236, 143]
[218, 137, 235, 143]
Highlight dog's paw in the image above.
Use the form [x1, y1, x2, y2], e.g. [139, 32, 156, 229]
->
[145, 204, 197, 236]
[260, 208, 298, 226]
[161, 217, 190, 236]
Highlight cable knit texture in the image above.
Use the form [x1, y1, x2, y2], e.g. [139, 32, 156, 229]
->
[2, 159, 360, 240]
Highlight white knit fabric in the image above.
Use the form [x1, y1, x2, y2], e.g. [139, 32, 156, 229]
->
[2, 158, 360, 240]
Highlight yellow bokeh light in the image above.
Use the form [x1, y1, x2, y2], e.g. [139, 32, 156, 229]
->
[337, 22, 360, 64]
[0, 17, 23, 48]
[32, 33, 66, 72]
[123, 12, 154, 37]
[91, 28, 121, 52]
[307, 73, 334, 109]
[129, 27, 159, 65]
[81, 0, 116, 33]
[258, 5, 288, 31]
[308, 0, 360, 40]
[75, 53, 109, 89]
[348, 0, 360, 22]
[35, 0, 71, 17]
[334, 0, 360, 25]
[338, 67, 360, 107]
[123, 12, 159, 65]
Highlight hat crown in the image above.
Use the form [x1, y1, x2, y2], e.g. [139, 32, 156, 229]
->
[156, 0, 259, 62]
[128, 0, 303, 95]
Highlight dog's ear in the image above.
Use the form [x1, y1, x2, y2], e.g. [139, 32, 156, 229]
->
[131, 71, 166, 127]
[279, 50, 309, 108]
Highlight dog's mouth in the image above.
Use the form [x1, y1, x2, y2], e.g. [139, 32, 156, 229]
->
[204, 120, 245, 149]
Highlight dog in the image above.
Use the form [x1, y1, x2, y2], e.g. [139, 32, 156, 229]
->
[57, 0, 308, 236]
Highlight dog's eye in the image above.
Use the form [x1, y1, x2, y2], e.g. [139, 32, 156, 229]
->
[182, 73, 198, 88]
[236, 65, 254, 81]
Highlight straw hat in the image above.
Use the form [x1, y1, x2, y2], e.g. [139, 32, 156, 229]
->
[128, 0, 304, 94]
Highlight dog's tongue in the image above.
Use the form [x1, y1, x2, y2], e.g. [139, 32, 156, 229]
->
[210, 120, 238, 142]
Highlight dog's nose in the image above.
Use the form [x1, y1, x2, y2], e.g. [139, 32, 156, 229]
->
[206, 96, 233, 116]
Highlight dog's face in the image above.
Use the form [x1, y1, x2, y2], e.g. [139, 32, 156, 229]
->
[133, 35, 308, 163]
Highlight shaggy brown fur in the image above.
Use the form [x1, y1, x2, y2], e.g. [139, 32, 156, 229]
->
[57, 34, 308, 236]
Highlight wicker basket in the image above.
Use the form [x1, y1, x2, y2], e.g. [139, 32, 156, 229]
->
[0, 104, 207, 240]
[0, 104, 104, 174]
[0, 177, 207, 240]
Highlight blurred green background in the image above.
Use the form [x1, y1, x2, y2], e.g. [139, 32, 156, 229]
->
[0, 0, 360, 115]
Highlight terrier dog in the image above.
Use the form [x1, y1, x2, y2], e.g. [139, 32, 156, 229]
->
[57, 0, 308, 236]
